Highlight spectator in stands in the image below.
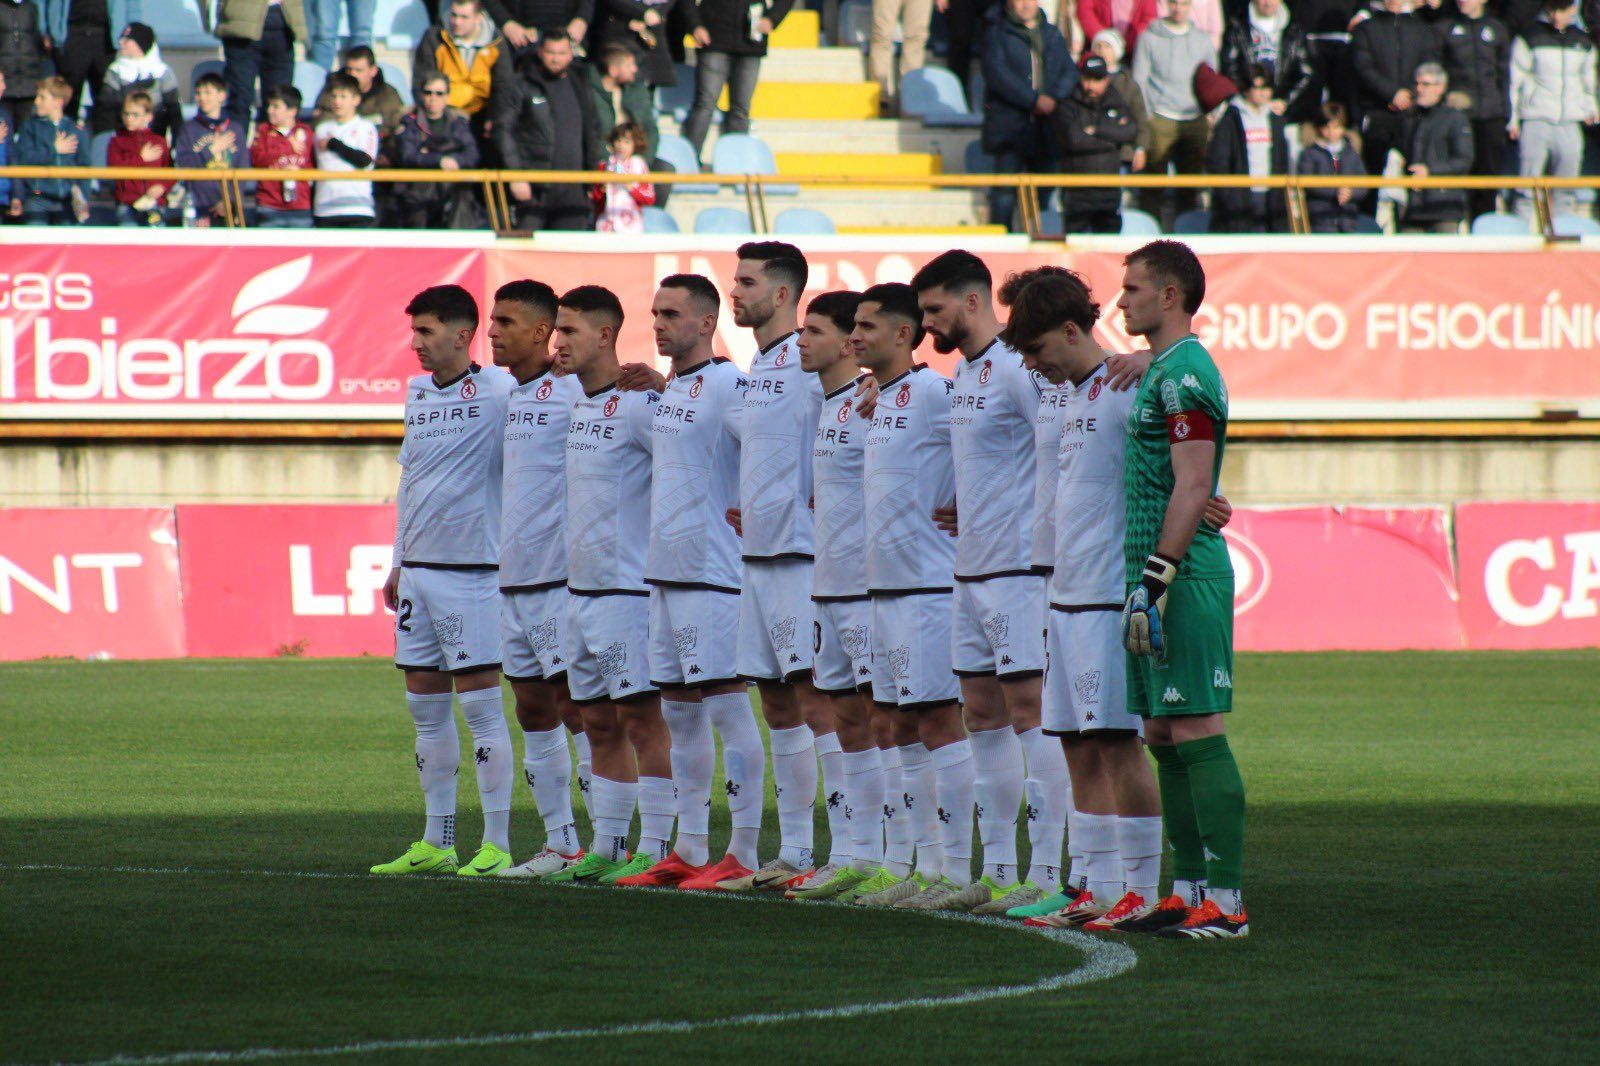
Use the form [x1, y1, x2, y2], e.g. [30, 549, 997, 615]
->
[1398, 61, 1472, 230]
[317, 45, 405, 137]
[15, 75, 90, 224]
[313, 71, 379, 227]
[591, 0, 684, 88]
[173, 73, 239, 227]
[593, 119, 655, 231]
[1090, 28, 1149, 170]
[93, 22, 180, 136]
[391, 73, 482, 228]
[1219, 0, 1317, 122]
[1058, 0, 1085, 58]
[493, 28, 600, 229]
[1189, 0, 1225, 48]
[484, 0, 590, 56]
[42, 0, 138, 121]
[1132, 0, 1215, 221]
[215, 0, 308, 129]
[1436, 0, 1510, 220]
[1510, 0, 1597, 218]
[982, 0, 1078, 230]
[588, 42, 658, 160]
[1055, 53, 1138, 231]
[0, 73, 12, 218]
[306, 0, 375, 69]
[946, 0, 998, 93]
[415, 0, 506, 120]
[869, 0, 929, 107]
[251, 84, 315, 227]
[680, 0, 790, 157]
[1349, 0, 1438, 211]
[0, 0, 45, 134]
[1206, 63, 1289, 231]
[1078, 0, 1158, 56]
[1297, 100, 1366, 231]
[107, 89, 169, 225]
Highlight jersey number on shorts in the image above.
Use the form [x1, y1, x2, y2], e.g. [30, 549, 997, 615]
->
[397, 599, 414, 633]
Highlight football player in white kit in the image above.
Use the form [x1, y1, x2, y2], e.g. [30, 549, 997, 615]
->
[620, 275, 771, 892]
[846, 283, 978, 910]
[374, 285, 517, 878]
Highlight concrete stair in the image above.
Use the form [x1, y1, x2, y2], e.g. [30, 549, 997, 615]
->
[663, 118, 978, 174]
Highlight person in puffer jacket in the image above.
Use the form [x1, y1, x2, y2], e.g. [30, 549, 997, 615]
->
[1435, 0, 1510, 218]
[1398, 62, 1474, 231]
[1509, 0, 1598, 217]
[389, 73, 482, 228]
[1297, 101, 1368, 233]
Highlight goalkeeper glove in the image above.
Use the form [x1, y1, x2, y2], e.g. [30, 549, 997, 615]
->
[1123, 554, 1180, 659]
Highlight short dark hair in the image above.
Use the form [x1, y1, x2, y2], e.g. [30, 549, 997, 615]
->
[194, 72, 227, 94]
[265, 84, 302, 111]
[910, 249, 992, 295]
[1000, 271, 1102, 350]
[341, 45, 377, 67]
[609, 120, 648, 151]
[558, 284, 625, 330]
[324, 72, 361, 97]
[494, 279, 559, 320]
[449, 0, 483, 9]
[736, 241, 809, 301]
[1312, 101, 1348, 130]
[997, 265, 1076, 308]
[859, 283, 925, 348]
[1543, 0, 1576, 12]
[599, 43, 637, 70]
[658, 273, 721, 314]
[406, 285, 479, 330]
[806, 290, 863, 335]
[1124, 240, 1206, 314]
[538, 26, 571, 44]
[1244, 63, 1273, 90]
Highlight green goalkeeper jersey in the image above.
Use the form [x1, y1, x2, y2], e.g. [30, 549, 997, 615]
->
[1123, 334, 1232, 581]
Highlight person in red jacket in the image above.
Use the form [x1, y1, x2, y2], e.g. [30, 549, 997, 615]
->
[249, 85, 315, 227]
[106, 91, 171, 226]
[1078, 0, 1160, 55]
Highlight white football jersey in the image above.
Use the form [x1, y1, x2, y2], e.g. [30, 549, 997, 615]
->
[740, 331, 823, 560]
[500, 370, 583, 589]
[863, 365, 957, 595]
[1051, 365, 1137, 607]
[950, 338, 1044, 579]
[1031, 382, 1072, 570]
[394, 364, 514, 567]
[566, 382, 659, 594]
[812, 374, 871, 600]
[647, 358, 746, 592]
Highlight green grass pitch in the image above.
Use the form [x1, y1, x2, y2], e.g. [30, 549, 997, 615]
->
[4, 651, 1597, 1064]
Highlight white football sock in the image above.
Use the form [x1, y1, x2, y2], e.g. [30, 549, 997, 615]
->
[769, 724, 817, 869]
[1019, 727, 1066, 891]
[897, 742, 942, 879]
[522, 727, 578, 855]
[704, 690, 765, 851]
[1066, 808, 1088, 891]
[459, 686, 513, 851]
[407, 692, 458, 849]
[1207, 886, 1243, 915]
[1080, 812, 1121, 905]
[662, 699, 712, 865]
[1174, 878, 1207, 908]
[968, 726, 1022, 885]
[588, 775, 637, 864]
[931, 739, 975, 886]
[841, 747, 885, 871]
[636, 775, 676, 863]
[815, 731, 851, 867]
[571, 729, 592, 818]
[1119, 815, 1164, 903]
[881, 746, 912, 877]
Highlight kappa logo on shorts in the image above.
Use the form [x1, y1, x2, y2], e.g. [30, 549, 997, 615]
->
[889, 645, 911, 680]
[983, 612, 1011, 649]
[840, 625, 870, 659]
[770, 616, 797, 650]
[528, 618, 558, 654]
[598, 641, 628, 677]
[1074, 669, 1102, 705]
[433, 613, 464, 647]
[673, 624, 699, 655]
[1213, 668, 1233, 689]
[1162, 686, 1184, 704]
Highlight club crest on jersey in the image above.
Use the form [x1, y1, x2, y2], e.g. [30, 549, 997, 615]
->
[894, 383, 911, 408]
[689, 376, 704, 399]
[603, 395, 619, 417]
[774, 350, 787, 367]
[535, 380, 553, 401]
[978, 361, 992, 385]
[461, 379, 477, 399]
[1173, 413, 1191, 440]
[1088, 378, 1102, 401]
[837, 402, 851, 424]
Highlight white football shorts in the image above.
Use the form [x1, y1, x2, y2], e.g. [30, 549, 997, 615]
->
[566, 590, 656, 703]
[952, 573, 1047, 678]
[813, 597, 872, 694]
[648, 585, 740, 688]
[1043, 606, 1142, 736]
[737, 558, 815, 682]
[870, 592, 960, 710]
[500, 584, 570, 683]
[394, 566, 502, 673]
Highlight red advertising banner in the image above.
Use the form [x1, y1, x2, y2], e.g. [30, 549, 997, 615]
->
[0, 507, 185, 659]
[0, 242, 484, 417]
[1455, 502, 1600, 650]
[177, 504, 397, 658]
[1226, 507, 1464, 652]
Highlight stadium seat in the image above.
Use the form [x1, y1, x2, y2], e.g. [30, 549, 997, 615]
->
[1471, 212, 1531, 236]
[654, 134, 711, 194]
[294, 61, 331, 106]
[375, 0, 431, 48]
[88, 131, 113, 197]
[1120, 208, 1161, 236]
[694, 207, 755, 234]
[1551, 214, 1600, 238]
[641, 206, 681, 233]
[656, 64, 697, 124]
[898, 67, 982, 127]
[711, 134, 796, 195]
[1173, 209, 1211, 234]
[191, 60, 226, 89]
[963, 142, 995, 174]
[773, 207, 837, 234]
[1037, 208, 1063, 235]
[379, 62, 413, 106]
[148, 0, 212, 47]
[1351, 215, 1384, 234]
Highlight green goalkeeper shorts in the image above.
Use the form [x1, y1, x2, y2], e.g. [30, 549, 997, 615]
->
[1126, 576, 1235, 718]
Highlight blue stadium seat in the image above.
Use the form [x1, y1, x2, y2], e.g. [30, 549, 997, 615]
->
[899, 67, 981, 127]
[655, 65, 697, 124]
[773, 207, 837, 234]
[294, 61, 331, 106]
[1172, 209, 1211, 234]
[148, 0, 212, 47]
[89, 131, 114, 196]
[375, 0, 432, 48]
[641, 207, 681, 233]
[694, 207, 755, 234]
[712, 134, 796, 196]
[1470, 212, 1530, 236]
[1551, 214, 1600, 238]
[1120, 208, 1161, 236]
[654, 134, 711, 194]
[379, 62, 413, 106]
[963, 141, 995, 174]
[1037, 208, 1063, 235]
[1351, 215, 1384, 234]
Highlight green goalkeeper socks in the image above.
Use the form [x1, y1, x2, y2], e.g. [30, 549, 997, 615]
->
[1148, 743, 1207, 884]
[1176, 734, 1246, 891]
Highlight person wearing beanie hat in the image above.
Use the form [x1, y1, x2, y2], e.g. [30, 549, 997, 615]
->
[1131, 0, 1216, 224]
[1091, 27, 1150, 169]
[93, 20, 182, 137]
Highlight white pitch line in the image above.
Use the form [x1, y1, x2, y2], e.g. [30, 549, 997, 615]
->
[4, 862, 1137, 1066]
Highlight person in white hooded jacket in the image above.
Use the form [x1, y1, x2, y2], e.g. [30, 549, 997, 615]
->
[1509, 0, 1599, 217]
[92, 21, 180, 136]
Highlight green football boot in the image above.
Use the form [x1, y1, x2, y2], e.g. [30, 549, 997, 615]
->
[370, 840, 459, 875]
[974, 880, 1044, 916]
[850, 869, 925, 907]
[789, 863, 869, 901]
[597, 852, 655, 885]
[457, 842, 512, 877]
[1006, 886, 1081, 920]
[546, 851, 625, 883]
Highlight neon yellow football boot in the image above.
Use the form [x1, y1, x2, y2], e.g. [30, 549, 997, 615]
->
[457, 842, 512, 877]
[370, 840, 459, 875]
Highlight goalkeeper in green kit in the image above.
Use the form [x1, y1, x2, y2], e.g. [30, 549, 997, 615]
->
[1117, 241, 1248, 940]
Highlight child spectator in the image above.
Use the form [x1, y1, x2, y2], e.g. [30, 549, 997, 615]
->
[312, 71, 379, 228]
[250, 85, 315, 228]
[390, 74, 481, 229]
[94, 22, 182, 137]
[592, 120, 655, 233]
[173, 73, 239, 227]
[1296, 101, 1367, 233]
[15, 75, 90, 225]
[107, 89, 171, 226]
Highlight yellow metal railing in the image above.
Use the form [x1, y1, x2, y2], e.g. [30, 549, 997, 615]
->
[2, 166, 1594, 238]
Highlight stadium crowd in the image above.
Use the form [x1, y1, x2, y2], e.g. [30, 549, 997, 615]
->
[0, 0, 1594, 230]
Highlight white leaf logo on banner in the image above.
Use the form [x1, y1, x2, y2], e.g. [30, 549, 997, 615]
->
[231, 256, 330, 335]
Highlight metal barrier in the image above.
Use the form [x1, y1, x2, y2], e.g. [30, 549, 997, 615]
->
[2, 165, 1595, 238]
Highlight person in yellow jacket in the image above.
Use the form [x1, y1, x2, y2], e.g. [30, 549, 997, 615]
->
[414, 0, 509, 118]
